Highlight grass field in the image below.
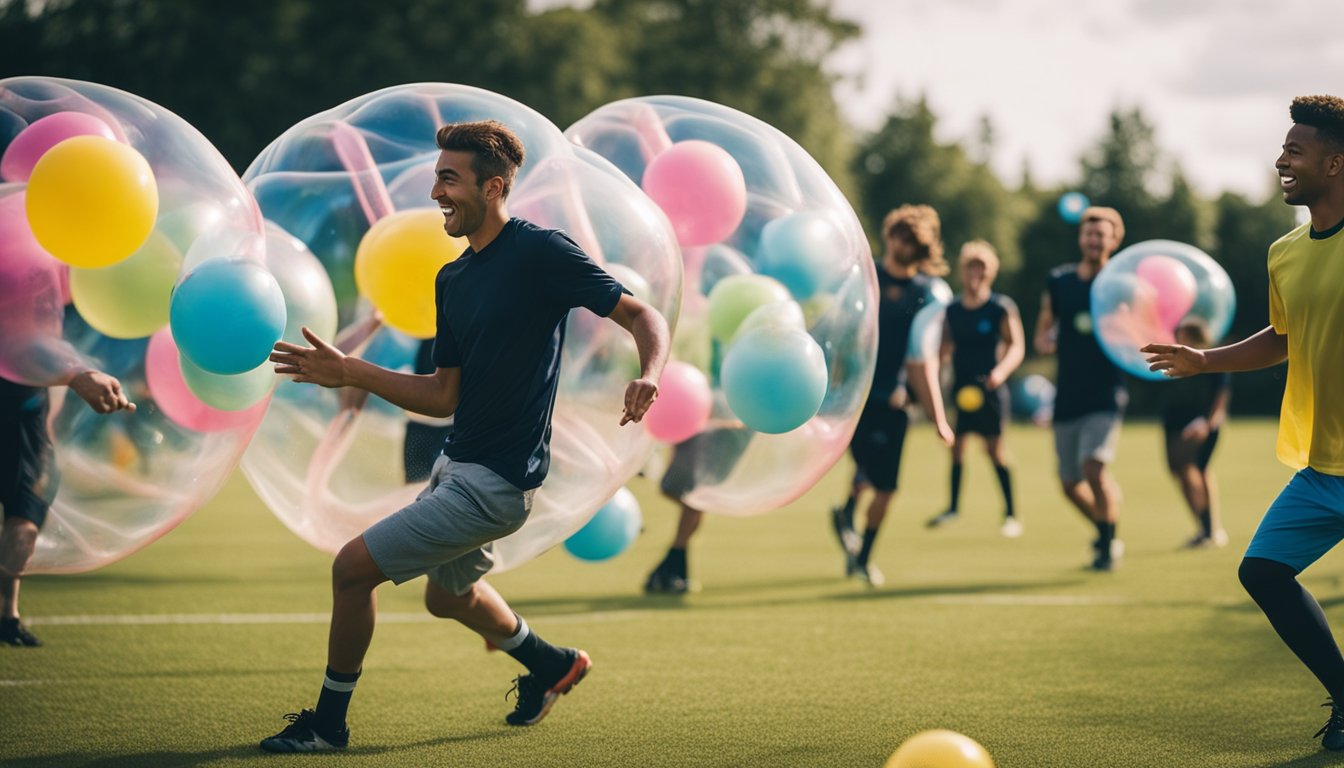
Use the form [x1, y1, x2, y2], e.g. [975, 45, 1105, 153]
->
[4, 418, 1344, 768]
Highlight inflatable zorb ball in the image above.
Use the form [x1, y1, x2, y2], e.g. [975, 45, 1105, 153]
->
[566, 96, 877, 515]
[0, 77, 271, 572]
[1091, 239, 1235, 381]
[241, 83, 681, 571]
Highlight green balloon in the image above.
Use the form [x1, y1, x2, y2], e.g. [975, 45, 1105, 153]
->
[69, 230, 182, 339]
[179, 354, 274, 411]
[706, 274, 791, 342]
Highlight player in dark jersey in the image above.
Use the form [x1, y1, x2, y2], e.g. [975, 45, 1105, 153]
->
[1033, 206, 1128, 571]
[925, 241, 1025, 537]
[2, 370, 135, 647]
[1159, 318, 1230, 549]
[830, 204, 953, 587]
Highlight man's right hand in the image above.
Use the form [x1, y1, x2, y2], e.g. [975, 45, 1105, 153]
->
[68, 370, 136, 414]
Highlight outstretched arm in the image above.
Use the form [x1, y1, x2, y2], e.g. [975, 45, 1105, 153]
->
[607, 293, 670, 425]
[1143, 326, 1287, 378]
[65, 369, 136, 414]
[271, 327, 460, 418]
[906, 359, 953, 446]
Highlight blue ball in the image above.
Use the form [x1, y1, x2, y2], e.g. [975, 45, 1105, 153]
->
[170, 258, 287, 375]
[564, 487, 642, 562]
[1057, 191, 1090, 224]
[722, 325, 828, 434]
[755, 211, 841, 300]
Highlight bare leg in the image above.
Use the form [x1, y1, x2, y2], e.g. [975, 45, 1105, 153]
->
[1061, 479, 1097, 522]
[672, 505, 704, 549]
[327, 535, 389, 674]
[0, 519, 39, 619]
[424, 578, 519, 645]
[1083, 459, 1120, 525]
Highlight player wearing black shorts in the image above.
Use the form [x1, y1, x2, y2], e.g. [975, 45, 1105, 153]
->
[925, 241, 1025, 536]
[1, 370, 134, 646]
[1159, 319, 1231, 549]
[830, 205, 953, 587]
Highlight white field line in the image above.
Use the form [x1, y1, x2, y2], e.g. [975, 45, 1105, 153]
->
[23, 593, 1143, 629]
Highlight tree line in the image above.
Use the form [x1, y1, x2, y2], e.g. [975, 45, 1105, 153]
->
[1, 0, 1294, 414]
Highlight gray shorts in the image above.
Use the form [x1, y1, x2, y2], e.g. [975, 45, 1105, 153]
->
[1053, 412, 1122, 484]
[363, 455, 536, 595]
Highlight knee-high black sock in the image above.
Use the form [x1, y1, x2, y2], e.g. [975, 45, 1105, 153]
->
[664, 547, 688, 578]
[315, 667, 360, 732]
[857, 528, 879, 567]
[840, 494, 856, 523]
[1096, 520, 1114, 552]
[1240, 557, 1344, 700]
[948, 463, 963, 513]
[994, 463, 1014, 517]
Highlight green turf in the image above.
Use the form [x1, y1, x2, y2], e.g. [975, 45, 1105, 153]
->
[3, 419, 1343, 767]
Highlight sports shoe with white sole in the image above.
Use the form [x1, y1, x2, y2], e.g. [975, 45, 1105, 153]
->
[505, 649, 592, 726]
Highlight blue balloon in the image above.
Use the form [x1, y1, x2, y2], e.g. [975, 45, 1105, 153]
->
[756, 211, 841, 300]
[1010, 373, 1055, 423]
[721, 325, 828, 434]
[1057, 191, 1090, 224]
[564, 487, 642, 562]
[170, 258, 287, 375]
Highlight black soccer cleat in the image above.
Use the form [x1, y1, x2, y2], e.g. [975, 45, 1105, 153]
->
[1318, 699, 1344, 751]
[505, 649, 591, 726]
[0, 618, 41, 647]
[644, 567, 690, 595]
[830, 506, 859, 555]
[259, 709, 349, 753]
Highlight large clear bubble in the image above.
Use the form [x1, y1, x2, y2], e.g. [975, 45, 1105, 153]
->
[1091, 240, 1236, 381]
[241, 83, 682, 571]
[566, 97, 877, 515]
[0, 77, 269, 572]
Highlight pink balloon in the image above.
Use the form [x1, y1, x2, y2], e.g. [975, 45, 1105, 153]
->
[0, 111, 118, 182]
[1135, 254, 1197, 331]
[643, 360, 713, 444]
[0, 191, 85, 384]
[144, 328, 269, 433]
[641, 141, 747, 247]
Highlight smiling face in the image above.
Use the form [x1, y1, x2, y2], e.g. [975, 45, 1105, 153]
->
[1078, 219, 1119, 265]
[430, 149, 493, 238]
[1277, 122, 1338, 207]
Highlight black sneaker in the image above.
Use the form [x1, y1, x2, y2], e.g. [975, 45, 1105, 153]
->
[259, 710, 349, 753]
[926, 509, 959, 528]
[0, 618, 41, 647]
[830, 506, 859, 555]
[505, 649, 591, 726]
[1318, 700, 1344, 751]
[644, 567, 690, 595]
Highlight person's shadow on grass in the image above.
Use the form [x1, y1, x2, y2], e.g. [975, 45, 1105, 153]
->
[0, 731, 513, 767]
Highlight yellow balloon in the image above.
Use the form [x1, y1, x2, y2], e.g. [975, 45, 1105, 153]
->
[354, 209, 466, 338]
[25, 135, 159, 268]
[886, 730, 995, 768]
[69, 230, 182, 339]
[956, 385, 984, 412]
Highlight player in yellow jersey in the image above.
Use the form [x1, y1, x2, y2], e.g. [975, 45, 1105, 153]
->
[1144, 94, 1344, 752]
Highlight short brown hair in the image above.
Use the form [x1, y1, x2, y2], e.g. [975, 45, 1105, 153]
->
[1080, 206, 1125, 245]
[882, 204, 948, 276]
[434, 120, 526, 197]
[958, 239, 999, 278]
[1290, 95, 1344, 151]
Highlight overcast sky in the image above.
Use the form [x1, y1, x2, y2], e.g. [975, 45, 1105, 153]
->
[827, 0, 1342, 197]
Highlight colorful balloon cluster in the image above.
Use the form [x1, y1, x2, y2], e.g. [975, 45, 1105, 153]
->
[566, 96, 878, 516]
[240, 83, 682, 571]
[0, 77, 274, 572]
[1090, 240, 1236, 381]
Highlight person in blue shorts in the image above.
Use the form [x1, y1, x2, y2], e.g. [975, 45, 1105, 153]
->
[1144, 94, 1344, 751]
[2, 370, 135, 647]
[830, 204, 953, 587]
[925, 240, 1025, 537]
[260, 120, 670, 752]
[1034, 205, 1128, 571]
[1158, 318, 1230, 549]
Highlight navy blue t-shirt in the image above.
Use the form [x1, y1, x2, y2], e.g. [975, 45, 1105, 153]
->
[432, 218, 623, 490]
[871, 269, 940, 404]
[946, 293, 1015, 388]
[1046, 264, 1126, 421]
[1161, 372, 1231, 433]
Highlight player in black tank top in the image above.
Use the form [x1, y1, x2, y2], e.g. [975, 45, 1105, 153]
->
[924, 241, 1025, 537]
[1159, 319, 1230, 549]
